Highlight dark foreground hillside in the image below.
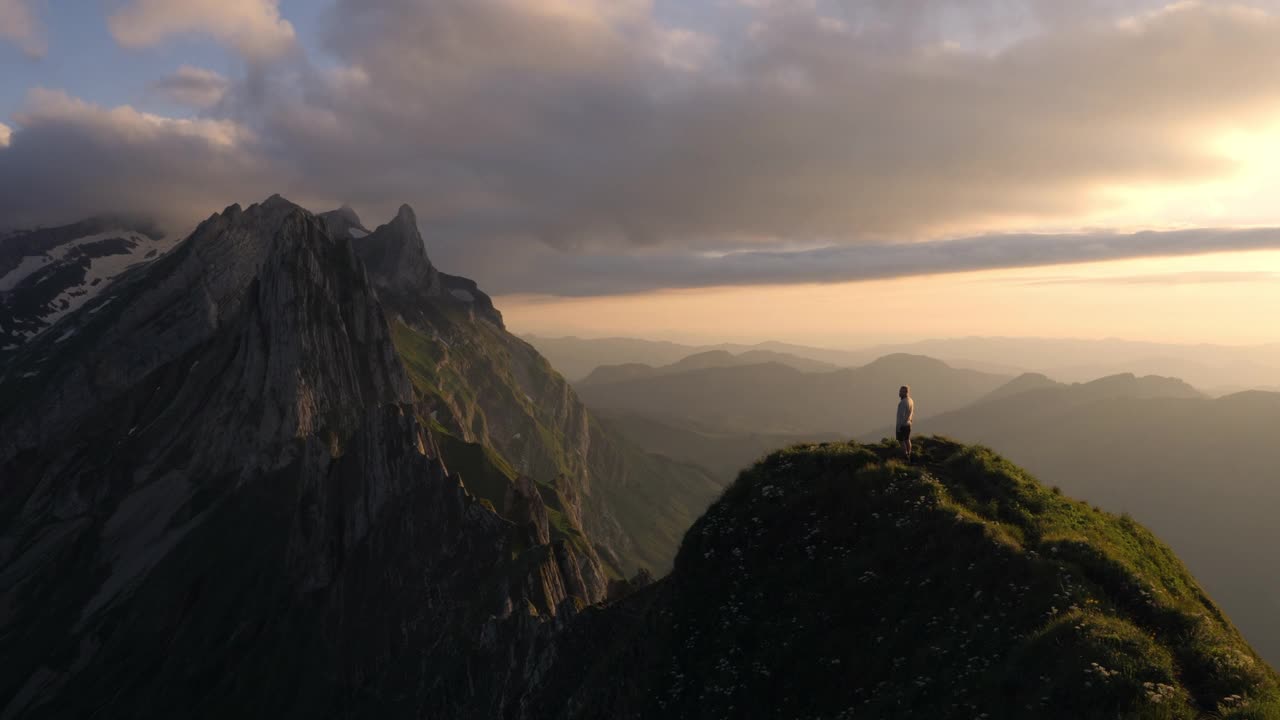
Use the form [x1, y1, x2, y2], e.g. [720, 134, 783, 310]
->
[534, 438, 1280, 719]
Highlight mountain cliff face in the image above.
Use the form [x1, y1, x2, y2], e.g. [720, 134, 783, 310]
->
[347, 202, 721, 575]
[0, 197, 615, 718]
[524, 438, 1280, 719]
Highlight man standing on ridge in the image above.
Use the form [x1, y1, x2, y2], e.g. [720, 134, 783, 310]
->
[896, 385, 914, 462]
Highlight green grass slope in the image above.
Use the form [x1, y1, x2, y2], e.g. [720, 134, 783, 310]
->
[388, 309, 723, 575]
[593, 407, 844, 482]
[538, 437, 1280, 719]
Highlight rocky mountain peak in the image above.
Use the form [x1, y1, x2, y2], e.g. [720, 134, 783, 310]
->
[357, 203, 442, 298]
[351, 204, 505, 327]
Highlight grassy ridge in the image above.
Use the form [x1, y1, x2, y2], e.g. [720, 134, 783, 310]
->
[628, 437, 1280, 719]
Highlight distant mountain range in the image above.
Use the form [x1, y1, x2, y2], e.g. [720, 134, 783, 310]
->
[525, 334, 1280, 393]
[523, 335, 877, 381]
[863, 336, 1280, 394]
[576, 353, 1010, 435]
[579, 348, 838, 386]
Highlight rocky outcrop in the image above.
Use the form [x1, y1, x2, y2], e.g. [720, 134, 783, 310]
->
[505, 475, 553, 546]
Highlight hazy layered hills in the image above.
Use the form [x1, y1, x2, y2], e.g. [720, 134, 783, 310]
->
[524, 335, 873, 381]
[527, 334, 1280, 394]
[871, 337, 1280, 394]
[974, 371, 1205, 405]
[579, 349, 839, 386]
[525, 439, 1280, 718]
[576, 353, 1010, 435]
[895, 376, 1280, 664]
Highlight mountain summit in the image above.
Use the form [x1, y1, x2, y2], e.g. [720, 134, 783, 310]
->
[357, 203, 442, 297]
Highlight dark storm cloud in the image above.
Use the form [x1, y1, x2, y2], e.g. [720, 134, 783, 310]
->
[0, 89, 274, 230]
[5, 0, 1280, 294]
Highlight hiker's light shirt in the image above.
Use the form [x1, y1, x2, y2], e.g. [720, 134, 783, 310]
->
[897, 397, 914, 428]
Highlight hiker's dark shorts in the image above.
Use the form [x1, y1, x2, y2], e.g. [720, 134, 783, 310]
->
[896, 424, 912, 443]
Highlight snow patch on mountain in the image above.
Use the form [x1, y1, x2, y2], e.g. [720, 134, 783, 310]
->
[0, 255, 53, 293]
[36, 232, 172, 327]
[1, 228, 176, 349]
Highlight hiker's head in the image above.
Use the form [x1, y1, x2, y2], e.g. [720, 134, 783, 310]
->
[899, 385, 910, 398]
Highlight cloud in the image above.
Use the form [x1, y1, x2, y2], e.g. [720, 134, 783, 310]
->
[151, 65, 231, 108]
[109, 0, 296, 60]
[298, 0, 1280, 251]
[0, 0, 45, 58]
[0, 89, 266, 228]
[0, 122, 11, 148]
[8, 0, 1280, 296]
[655, 27, 718, 71]
[465, 227, 1280, 296]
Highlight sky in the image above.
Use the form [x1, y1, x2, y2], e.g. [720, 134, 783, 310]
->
[3, 0, 1280, 346]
